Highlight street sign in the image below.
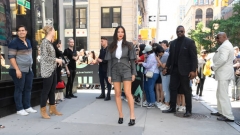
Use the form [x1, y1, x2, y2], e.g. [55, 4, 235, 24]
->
[17, 0, 31, 10]
[149, 16, 156, 22]
[149, 15, 167, 22]
[46, 18, 53, 25]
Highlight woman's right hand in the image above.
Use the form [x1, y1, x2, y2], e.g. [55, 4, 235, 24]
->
[56, 58, 63, 67]
[108, 77, 111, 84]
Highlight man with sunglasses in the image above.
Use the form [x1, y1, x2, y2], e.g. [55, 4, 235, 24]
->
[162, 25, 197, 117]
[210, 32, 235, 122]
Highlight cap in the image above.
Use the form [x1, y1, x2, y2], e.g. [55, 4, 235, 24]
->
[234, 46, 239, 50]
[142, 45, 152, 53]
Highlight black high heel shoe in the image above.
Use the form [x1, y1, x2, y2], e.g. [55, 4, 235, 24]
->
[128, 119, 135, 126]
[118, 118, 123, 124]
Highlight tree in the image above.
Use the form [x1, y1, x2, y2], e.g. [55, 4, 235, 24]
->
[188, 22, 212, 53]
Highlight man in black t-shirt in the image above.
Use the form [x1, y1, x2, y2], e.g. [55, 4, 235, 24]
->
[63, 38, 79, 99]
[96, 37, 112, 101]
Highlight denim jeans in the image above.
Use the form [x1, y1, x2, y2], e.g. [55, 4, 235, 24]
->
[160, 73, 170, 102]
[9, 69, 33, 111]
[144, 73, 159, 104]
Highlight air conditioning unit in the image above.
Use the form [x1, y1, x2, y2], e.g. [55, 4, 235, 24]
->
[112, 23, 118, 28]
[80, 24, 85, 28]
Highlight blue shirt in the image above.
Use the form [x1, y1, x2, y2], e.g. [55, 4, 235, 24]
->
[8, 37, 33, 72]
[142, 53, 159, 74]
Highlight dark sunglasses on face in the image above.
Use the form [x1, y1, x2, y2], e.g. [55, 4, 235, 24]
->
[177, 30, 184, 33]
[216, 37, 219, 39]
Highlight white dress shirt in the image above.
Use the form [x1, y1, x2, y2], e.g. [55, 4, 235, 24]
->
[116, 40, 122, 59]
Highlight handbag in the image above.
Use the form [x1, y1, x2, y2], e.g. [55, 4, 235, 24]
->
[146, 71, 153, 78]
[56, 80, 65, 89]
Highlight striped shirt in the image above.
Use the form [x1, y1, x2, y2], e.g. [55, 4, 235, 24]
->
[8, 37, 33, 72]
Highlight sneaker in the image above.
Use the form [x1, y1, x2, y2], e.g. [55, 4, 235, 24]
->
[193, 95, 199, 100]
[147, 103, 155, 108]
[134, 98, 141, 106]
[176, 105, 180, 111]
[25, 107, 37, 113]
[155, 102, 163, 108]
[143, 101, 148, 107]
[160, 104, 170, 111]
[178, 106, 186, 112]
[17, 110, 29, 116]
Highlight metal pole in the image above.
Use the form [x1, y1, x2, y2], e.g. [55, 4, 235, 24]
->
[41, 0, 46, 26]
[73, 0, 76, 49]
[156, 0, 160, 42]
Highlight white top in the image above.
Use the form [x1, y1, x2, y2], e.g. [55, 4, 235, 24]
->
[116, 40, 122, 59]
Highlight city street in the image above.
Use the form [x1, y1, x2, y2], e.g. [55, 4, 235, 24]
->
[0, 87, 240, 135]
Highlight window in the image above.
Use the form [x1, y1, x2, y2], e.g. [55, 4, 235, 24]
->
[195, 9, 203, 27]
[206, 8, 213, 27]
[65, 8, 87, 29]
[101, 7, 121, 28]
[76, 8, 87, 28]
[65, 9, 73, 29]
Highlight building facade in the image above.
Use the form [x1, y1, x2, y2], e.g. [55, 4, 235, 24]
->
[180, 0, 214, 33]
[221, 0, 239, 19]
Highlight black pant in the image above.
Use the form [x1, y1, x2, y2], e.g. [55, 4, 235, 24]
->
[169, 67, 192, 112]
[66, 70, 76, 96]
[99, 68, 112, 97]
[41, 70, 57, 107]
[196, 78, 205, 96]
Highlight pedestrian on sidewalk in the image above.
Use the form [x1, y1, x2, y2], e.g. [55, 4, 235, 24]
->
[138, 44, 159, 109]
[195, 50, 208, 100]
[95, 37, 112, 101]
[162, 25, 198, 117]
[40, 25, 63, 119]
[63, 38, 79, 99]
[8, 25, 37, 116]
[105, 26, 137, 126]
[232, 46, 240, 101]
[210, 32, 235, 122]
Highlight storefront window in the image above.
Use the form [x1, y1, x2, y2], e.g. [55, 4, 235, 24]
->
[0, 0, 59, 80]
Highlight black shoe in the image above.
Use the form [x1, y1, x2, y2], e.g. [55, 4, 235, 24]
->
[70, 95, 77, 98]
[104, 96, 111, 101]
[162, 108, 176, 113]
[96, 94, 105, 99]
[211, 112, 221, 116]
[118, 118, 123, 124]
[91, 85, 95, 89]
[128, 119, 135, 126]
[65, 96, 71, 99]
[217, 116, 234, 122]
[183, 111, 192, 117]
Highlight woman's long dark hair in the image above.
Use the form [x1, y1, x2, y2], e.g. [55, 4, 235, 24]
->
[108, 26, 131, 53]
[91, 51, 96, 59]
[139, 44, 146, 56]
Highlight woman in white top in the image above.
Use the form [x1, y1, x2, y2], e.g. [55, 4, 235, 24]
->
[105, 26, 137, 126]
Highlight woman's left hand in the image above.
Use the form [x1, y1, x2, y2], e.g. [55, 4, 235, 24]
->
[132, 75, 135, 82]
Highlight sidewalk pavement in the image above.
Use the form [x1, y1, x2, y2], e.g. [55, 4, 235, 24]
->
[192, 76, 240, 131]
[0, 89, 239, 135]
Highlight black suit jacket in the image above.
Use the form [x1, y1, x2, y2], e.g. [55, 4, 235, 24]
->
[99, 46, 108, 72]
[166, 37, 197, 76]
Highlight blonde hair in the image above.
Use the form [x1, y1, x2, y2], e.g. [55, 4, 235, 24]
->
[42, 25, 53, 35]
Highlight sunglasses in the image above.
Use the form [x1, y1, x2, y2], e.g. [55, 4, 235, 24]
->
[177, 30, 184, 33]
[216, 37, 219, 39]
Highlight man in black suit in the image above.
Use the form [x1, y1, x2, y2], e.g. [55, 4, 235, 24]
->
[96, 37, 112, 101]
[162, 25, 197, 117]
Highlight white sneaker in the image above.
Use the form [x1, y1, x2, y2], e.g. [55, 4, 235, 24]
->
[17, 110, 29, 116]
[178, 106, 186, 112]
[25, 107, 37, 113]
[143, 101, 148, 107]
[176, 105, 180, 111]
[155, 102, 162, 108]
[160, 105, 170, 111]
